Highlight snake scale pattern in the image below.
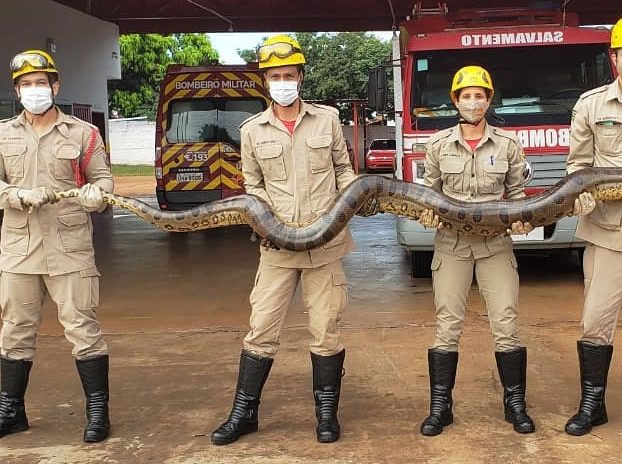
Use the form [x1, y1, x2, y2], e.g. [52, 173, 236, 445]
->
[52, 167, 622, 251]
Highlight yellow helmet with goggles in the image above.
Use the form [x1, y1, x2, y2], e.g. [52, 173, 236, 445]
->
[612, 18, 622, 49]
[10, 50, 58, 82]
[257, 35, 306, 70]
[450, 65, 494, 102]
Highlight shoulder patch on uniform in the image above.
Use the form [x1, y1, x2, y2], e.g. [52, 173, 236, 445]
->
[309, 103, 339, 116]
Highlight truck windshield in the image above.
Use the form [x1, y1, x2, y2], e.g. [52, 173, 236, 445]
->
[166, 98, 265, 145]
[411, 43, 612, 130]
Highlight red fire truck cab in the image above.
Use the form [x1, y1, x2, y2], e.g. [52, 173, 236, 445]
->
[373, 5, 615, 276]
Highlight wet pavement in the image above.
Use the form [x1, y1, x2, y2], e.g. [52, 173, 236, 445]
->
[0, 199, 620, 464]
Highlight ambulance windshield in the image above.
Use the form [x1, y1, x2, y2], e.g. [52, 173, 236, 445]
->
[166, 98, 266, 145]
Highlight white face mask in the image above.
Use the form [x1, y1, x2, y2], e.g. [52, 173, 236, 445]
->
[19, 86, 54, 115]
[268, 80, 299, 107]
[456, 100, 489, 124]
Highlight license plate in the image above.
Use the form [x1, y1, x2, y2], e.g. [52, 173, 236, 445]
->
[511, 226, 544, 242]
[176, 172, 203, 182]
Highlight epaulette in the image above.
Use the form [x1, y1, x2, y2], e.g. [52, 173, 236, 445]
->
[577, 85, 608, 102]
[0, 115, 19, 125]
[68, 115, 99, 131]
[427, 126, 454, 145]
[490, 126, 519, 142]
[309, 103, 340, 116]
[239, 112, 263, 129]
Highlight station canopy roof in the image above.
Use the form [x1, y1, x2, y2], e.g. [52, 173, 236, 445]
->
[53, 1, 620, 34]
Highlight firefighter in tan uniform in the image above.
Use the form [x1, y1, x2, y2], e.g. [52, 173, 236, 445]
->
[564, 19, 622, 436]
[0, 50, 112, 442]
[211, 35, 374, 446]
[417, 65, 538, 436]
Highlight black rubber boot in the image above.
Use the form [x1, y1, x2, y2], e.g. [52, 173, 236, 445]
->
[565, 341, 613, 436]
[420, 349, 458, 436]
[495, 347, 535, 433]
[76, 355, 110, 443]
[0, 357, 32, 438]
[311, 350, 345, 443]
[211, 350, 273, 445]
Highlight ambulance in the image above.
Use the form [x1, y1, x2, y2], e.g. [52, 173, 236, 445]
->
[155, 63, 270, 210]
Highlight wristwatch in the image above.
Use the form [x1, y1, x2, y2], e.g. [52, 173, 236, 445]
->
[16, 188, 26, 208]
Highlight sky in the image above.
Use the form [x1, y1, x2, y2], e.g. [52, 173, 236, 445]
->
[207, 31, 394, 64]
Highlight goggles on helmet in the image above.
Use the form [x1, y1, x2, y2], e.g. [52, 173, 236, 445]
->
[257, 42, 303, 63]
[10, 52, 56, 73]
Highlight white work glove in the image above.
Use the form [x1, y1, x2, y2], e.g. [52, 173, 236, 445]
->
[507, 221, 534, 235]
[571, 192, 596, 217]
[357, 197, 380, 217]
[78, 183, 106, 212]
[419, 208, 442, 229]
[11, 187, 55, 213]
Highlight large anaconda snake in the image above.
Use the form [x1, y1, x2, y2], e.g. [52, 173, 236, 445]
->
[51, 167, 622, 252]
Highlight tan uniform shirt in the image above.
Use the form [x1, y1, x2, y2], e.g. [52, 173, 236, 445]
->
[424, 123, 526, 258]
[0, 109, 113, 275]
[567, 80, 622, 251]
[241, 101, 356, 268]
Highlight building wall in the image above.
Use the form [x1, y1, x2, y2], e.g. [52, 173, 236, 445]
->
[108, 119, 396, 167]
[0, 0, 121, 135]
[109, 118, 156, 165]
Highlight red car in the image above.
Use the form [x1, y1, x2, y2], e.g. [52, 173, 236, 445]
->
[365, 138, 395, 172]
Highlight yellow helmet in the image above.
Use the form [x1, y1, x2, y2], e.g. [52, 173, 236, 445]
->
[10, 49, 58, 82]
[257, 35, 306, 70]
[612, 18, 622, 49]
[450, 65, 494, 101]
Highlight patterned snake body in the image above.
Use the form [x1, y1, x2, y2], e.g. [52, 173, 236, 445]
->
[52, 167, 622, 251]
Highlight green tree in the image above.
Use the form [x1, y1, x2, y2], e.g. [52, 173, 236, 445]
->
[237, 47, 261, 64]
[108, 33, 219, 119]
[238, 32, 391, 122]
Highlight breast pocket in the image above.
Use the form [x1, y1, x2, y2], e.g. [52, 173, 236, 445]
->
[0, 212, 29, 256]
[58, 212, 93, 252]
[256, 143, 286, 181]
[439, 156, 466, 193]
[480, 159, 508, 194]
[306, 135, 333, 173]
[595, 123, 622, 155]
[1, 143, 27, 181]
[54, 143, 81, 181]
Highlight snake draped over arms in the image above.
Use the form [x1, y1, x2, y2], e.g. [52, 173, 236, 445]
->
[51, 167, 622, 252]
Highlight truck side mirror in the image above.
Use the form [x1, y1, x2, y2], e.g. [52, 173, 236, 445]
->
[368, 67, 387, 112]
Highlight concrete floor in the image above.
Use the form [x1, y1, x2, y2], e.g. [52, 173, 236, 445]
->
[0, 201, 620, 464]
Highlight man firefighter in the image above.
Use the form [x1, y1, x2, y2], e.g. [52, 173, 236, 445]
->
[0, 50, 112, 442]
[211, 35, 376, 445]
[564, 17, 622, 436]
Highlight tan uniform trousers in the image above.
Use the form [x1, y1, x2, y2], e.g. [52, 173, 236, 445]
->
[0, 270, 108, 361]
[432, 249, 521, 352]
[243, 257, 348, 358]
[581, 244, 622, 345]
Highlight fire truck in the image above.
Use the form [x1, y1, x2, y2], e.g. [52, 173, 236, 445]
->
[370, 5, 615, 276]
[155, 63, 270, 210]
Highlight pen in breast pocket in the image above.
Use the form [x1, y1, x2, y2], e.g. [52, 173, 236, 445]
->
[490, 156, 494, 165]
